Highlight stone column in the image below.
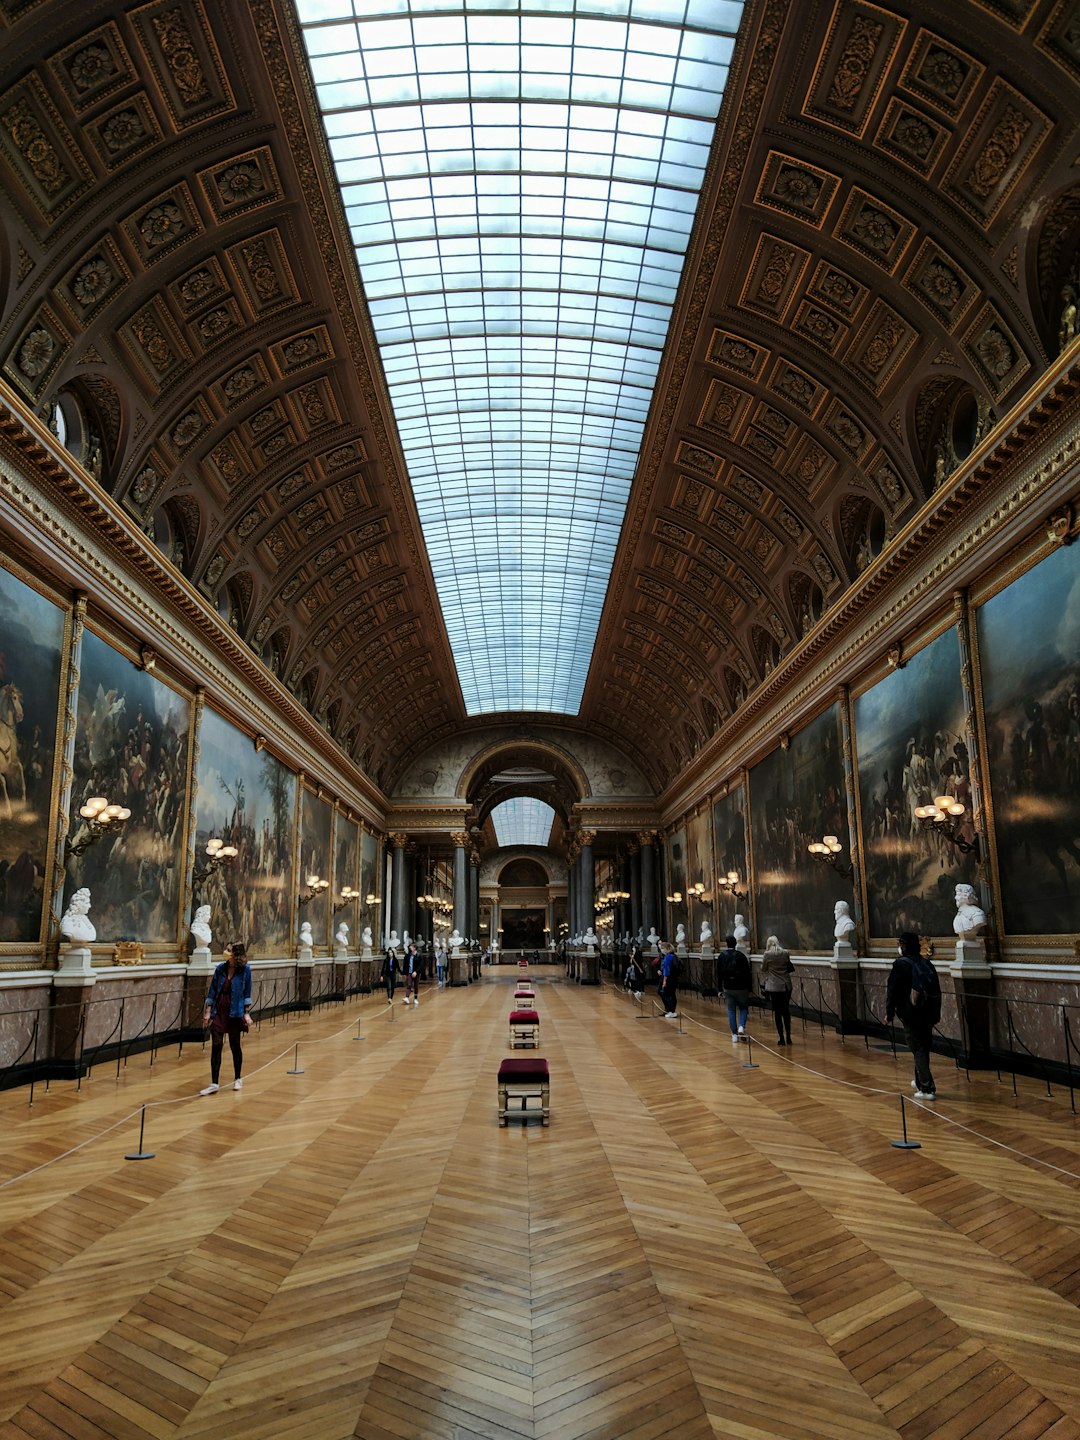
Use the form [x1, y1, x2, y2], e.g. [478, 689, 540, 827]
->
[578, 831, 595, 942]
[451, 833, 468, 943]
[469, 850, 481, 956]
[628, 841, 642, 941]
[389, 833, 408, 944]
[638, 831, 658, 940]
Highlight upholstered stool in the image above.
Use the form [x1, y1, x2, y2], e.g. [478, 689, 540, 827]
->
[514, 988, 535, 1006]
[509, 1008, 540, 1049]
[497, 1057, 550, 1125]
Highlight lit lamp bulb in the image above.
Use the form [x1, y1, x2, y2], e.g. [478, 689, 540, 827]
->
[80, 796, 108, 819]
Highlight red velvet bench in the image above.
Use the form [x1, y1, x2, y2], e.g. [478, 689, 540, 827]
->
[514, 988, 535, 1006]
[509, 1008, 540, 1049]
[498, 1057, 550, 1125]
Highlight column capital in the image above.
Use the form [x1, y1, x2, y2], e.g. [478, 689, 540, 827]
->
[388, 831, 409, 849]
[450, 831, 469, 848]
[578, 829, 596, 848]
[636, 829, 657, 847]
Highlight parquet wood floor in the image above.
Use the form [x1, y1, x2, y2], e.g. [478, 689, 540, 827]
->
[1, 971, 1078, 1439]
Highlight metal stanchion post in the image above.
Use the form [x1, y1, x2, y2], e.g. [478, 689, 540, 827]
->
[124, 1104, 156, 1160]
[742, 1037, 758, 1069]
[890, 1094, 921, 1149]
[287, 1043, 304, 1075]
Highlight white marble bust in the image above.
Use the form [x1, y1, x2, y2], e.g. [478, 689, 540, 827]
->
[403, 929, 411, 949]
[675, 922, 686, 946]
[190, 904, 212, 948]
[361, 925, 373, 947]
[299, 919, 313, 948]
[335, 920, 349, 949]
[448, 928, 463, 950]
[387, 929, 400, 950]
[953, 883, 986, 938]
[699, 919, 712, 944]
[833, 900, 856, 941]
[61, 887, 96, 943]
[583, 926, 598, 946]
[733, 913, 750, 947]
[646, 927, 659, 947]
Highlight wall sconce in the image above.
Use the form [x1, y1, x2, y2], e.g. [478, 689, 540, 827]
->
[914, 797, 980, 854]
[666, 890, 683, 904]
[299, 874, 330, 905]
[334, 885, 358, 912]
[717, 870, 748, 904]
[807, 834, 853, 878]
[366, 892, 380, 907]
[192, 835, 239, 888]
[65, 796, 131, 861]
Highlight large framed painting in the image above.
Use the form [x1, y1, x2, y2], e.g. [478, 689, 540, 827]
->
[664, 826, 687, 943]
[299, 788, 332, 947]
[978, 543, 1080, 934]
[684, 808, 713, 941]
[712, 784, 747, 935]
[854, 627, 977, 938]
[194, 708, 296, 957]
[749, 704, 847, 951]
[0, 563, 65, 945]
[334, 811, 360, 945]
[359, 828, 379, 943]
[65, 628, 191, 943]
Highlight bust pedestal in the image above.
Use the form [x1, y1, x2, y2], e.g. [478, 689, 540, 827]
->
[188, 944, 214, 976]
[830, 943, 862, 1035]
[833, 939, 855, 963]
[951, 935, 992, 1061]
[56, 943, 95, 981]
[297, 947, 314, 1009]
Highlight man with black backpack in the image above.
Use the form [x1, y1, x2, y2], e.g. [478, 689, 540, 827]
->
[716, 935, 752, 1042]
[886, 931, 942, 1099]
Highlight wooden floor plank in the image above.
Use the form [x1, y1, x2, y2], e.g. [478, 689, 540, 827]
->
[1, 973, 1079, 1440]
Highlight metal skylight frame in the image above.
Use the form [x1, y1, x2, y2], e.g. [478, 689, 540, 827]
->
[296, 0, 745, 713]
[491, 796, 556, 849]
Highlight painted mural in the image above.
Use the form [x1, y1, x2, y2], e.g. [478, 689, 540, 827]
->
[978, 543, 1080, 934]
[684, 808, 714, 941]
[712, 784, 747, 937]
[194, 707, 296, 957]
[664, 825, 687, 943]
[854, 628, 978, 938]
[65, 629, 190, 943]
[360, 827, 379, 942]
[750, 705, 848, 951]
[334, 811, 360, 945]
[0, 564, 65, 944]
[299, 788, 332, 947]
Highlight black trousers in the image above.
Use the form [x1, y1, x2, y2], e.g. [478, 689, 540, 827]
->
[210, 1024, 243, 1083]
[768, 990, 792, 1041]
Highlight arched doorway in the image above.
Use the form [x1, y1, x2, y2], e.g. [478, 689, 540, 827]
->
[497, 857, 550, 951]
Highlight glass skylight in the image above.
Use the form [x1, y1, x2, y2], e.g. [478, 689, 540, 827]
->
[296, 0, 745, 713]
[491, 797, 556, 849]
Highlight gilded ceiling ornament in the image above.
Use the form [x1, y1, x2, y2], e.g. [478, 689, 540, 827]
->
[851, 206, 896, 253]
[18, 326, 55, 378]
[2, 99, 67, 194]
[101, 109, 144, 153]
[68, 44, 116, 91]
[132, 312, 173, 372]
[152, 10, 210, 106]
[890, 112, 933, 160]
[223, 367, 258, 402]
[975, 326, 1015, 379]
[172, 411, 204, 448]
[919, 259, 962, 310]
[132, 465, 159, 504]
[800, 308, 838, 344]
[918, 48, 966, 99]
[861, 317, 905, 374]
[179, 268, 217, 304]
[828, 17, 883, 110]
[773, 167, 821, 208]
[72, 256, 113, 306]
[757, 243, 796, 302]
[969, 106, 1030, 199]
[198, 307, 233, 339]
[217, 163, 265, 204]
[140, 202, 185, 247]
[283, 334, 321, 365]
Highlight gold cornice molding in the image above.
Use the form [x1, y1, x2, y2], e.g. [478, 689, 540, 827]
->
[0, 384, 387, 824]
[658, 356, 1080, 816]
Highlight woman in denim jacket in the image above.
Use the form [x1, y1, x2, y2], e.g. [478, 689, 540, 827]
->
[201, 940, 252, 1094]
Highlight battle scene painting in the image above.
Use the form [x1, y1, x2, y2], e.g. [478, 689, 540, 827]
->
[749, 705, 848, 952]
[978, 544, 1080, 934]
[0, 564, 65, 944]
[712, 785, 747, 936]
[854, 627, 977, 938]
[684, 808, 714, 941]
[664, 826, 687, 944]
[194, 708, 296, 957]
[65, 629, 190, 943]
[299, 788, 332, 948]
[360, 828, 379, 944]
[334, 811, 360, 946]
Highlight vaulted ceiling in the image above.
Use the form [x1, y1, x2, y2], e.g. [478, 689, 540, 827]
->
[2, 0, 1078, 798]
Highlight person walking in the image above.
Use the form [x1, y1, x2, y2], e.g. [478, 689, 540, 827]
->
[628, 941, 647, 1001]
[403, 941, 420, 1006]
[435, 941, 447, 987]
[886, 932, 941, 1099]
[200, 940, 252, 1094]
[716, 934, 752, 1042]
[381, 944, 400, 1005]
[761, 934, 794, 1045]
[659, 942, 679, 1018]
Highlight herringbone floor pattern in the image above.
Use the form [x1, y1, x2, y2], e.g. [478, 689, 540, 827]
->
[1, 970, 1078, 1439]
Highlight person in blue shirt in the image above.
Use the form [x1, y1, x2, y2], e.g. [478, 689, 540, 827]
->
[659, 943, 678, 1019]
[200, 941, 252, 1094]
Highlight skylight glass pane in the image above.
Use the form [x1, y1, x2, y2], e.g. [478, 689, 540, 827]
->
[298, 0, 745, 714]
